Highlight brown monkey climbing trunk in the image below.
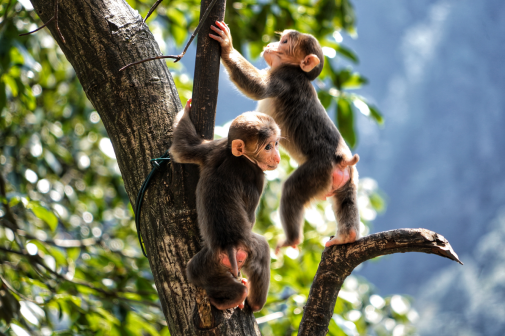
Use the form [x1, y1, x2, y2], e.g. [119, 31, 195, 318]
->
[27, 1, 462, 335]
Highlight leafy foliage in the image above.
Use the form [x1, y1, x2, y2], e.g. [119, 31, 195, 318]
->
[0, 0, 413, 335]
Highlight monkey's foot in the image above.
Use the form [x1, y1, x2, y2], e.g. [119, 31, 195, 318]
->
[325, 229, 357, 247]
[275, 238, 301, 255]
[237, 278, 249, 309]
[209, 282, 248, 311]
[220, 249, 248, 272]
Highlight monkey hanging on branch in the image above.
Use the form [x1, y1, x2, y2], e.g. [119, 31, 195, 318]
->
[170, 99, 281, 311]
[209, 21, 361, 251]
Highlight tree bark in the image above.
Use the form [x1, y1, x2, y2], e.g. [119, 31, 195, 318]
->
[27, 0, 259, 334]
[298, 229, 462, 336]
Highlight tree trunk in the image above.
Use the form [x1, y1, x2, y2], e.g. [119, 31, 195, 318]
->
[28, 0, 259, 334]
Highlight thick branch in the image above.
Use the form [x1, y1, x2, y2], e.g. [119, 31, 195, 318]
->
[298, 229, 462, 336]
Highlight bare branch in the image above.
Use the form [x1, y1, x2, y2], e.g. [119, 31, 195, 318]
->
[19, 0, 65, 42]
[298, 229, 462, 336]
[144, 0, 163, 23]
[120, 0, 219, 71]
[0, 273, 41, 304]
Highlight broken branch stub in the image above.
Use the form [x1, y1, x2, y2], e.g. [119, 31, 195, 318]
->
[298, 228, 462, 336]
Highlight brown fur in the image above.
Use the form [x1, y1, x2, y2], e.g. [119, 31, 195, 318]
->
[170, 107, 278, 311]
[219, 29, 360, 247]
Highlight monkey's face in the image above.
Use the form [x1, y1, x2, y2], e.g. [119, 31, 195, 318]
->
[263, 30, 322, 79]
[253, 134, 281, 171]
[262, 33, 299, 70]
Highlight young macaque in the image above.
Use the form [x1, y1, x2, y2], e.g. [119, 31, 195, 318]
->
[170, 99, 281, 311]
[209, 21, 361, 249]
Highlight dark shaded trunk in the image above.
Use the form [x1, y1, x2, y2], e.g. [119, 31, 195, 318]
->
[28, 0, 259, 334]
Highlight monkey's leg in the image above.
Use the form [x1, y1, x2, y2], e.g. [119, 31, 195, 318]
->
[242, 234, 270, 312]
[278, 160, 333, 249]
[326, 165, 360, 247]
[186, 247, 248, 310]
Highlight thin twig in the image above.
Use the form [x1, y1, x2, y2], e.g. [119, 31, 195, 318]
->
[19, 0, 65, 43]
[0, 246, 24, 256]
[0, 273, 41, 304]
[120, 0, 219, 71]
[144, 0, 163, 23]
[119, 55, 180, 71]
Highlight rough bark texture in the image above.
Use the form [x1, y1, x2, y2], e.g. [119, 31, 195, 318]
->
[297, 229, 462, 336]
[27, 0, 259, 334]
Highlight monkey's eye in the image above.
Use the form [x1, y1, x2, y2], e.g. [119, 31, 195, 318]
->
[275, 141, 279, 146]
[282, 39, 288, 44]
[265, 144, 272, 150]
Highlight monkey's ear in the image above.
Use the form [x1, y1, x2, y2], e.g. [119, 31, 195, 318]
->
[300, 54, 320, 73]
[231, 139, 246, 157]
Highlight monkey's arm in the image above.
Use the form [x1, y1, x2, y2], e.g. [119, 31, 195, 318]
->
[170, 101, 220, 166]
[221, 50, 271, 100]
[210, 21, 273, 100]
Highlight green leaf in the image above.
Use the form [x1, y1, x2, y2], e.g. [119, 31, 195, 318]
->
[370, 192, 387, 212]
[341, 73, 368, 89]
[8, 196, 21, 207]
[96, 307, 120, 325]
[369, 105, 384, 125]
[335, 43, 359, 63]
[48, 246, 67, 266]
[337, 96, 356, 148]
[3, 74, 18, 97]
[67, 247, 81, 262]
[318, 90, 332, 109]
[28, 202, 58, 232]
[333, 68, 351, 90]
[167, 8, 187, 46]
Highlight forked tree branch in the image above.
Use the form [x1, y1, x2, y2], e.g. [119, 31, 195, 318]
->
[298, 228, 462, 336]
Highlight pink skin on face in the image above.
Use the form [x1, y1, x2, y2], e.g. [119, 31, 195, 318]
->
[262, 35, 299, 71]
[254, 135, 281, 171]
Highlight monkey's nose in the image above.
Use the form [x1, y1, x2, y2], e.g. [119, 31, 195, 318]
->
[274, 153, 281, 165]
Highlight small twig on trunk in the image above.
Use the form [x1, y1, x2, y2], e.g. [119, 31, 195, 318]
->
[120, 0, 219, 71]
[144, 0, 164, 23]
[297, 228, 462, 336]
[19, 0, 65, 43]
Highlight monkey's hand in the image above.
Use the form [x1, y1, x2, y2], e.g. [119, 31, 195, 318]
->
[184, 98, 192, 114]
[325, 228, 357, 247]
[209, 21, 233, 57]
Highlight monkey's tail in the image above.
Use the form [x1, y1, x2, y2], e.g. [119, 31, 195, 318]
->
[342, 154, 359, 166]
[227, 246, 239, 277]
